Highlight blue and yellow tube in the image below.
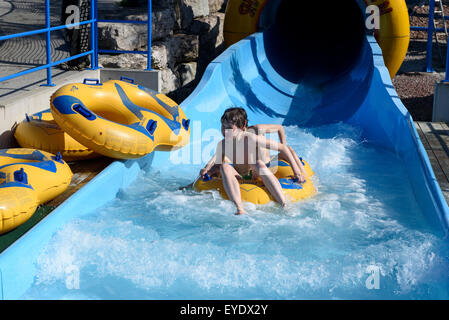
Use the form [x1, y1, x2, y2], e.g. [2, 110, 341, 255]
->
[50, 78, 191, 160]
[14, 109, 99, 161]
[194, 159, 316, 205]
[0, 148, 73, 234]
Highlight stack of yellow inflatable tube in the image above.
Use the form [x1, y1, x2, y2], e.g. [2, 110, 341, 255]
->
[0, 148, 72, 234]
[194, 158, 316, 205]
[14, 109, 99, 161]
[50, 79, 191, 159]
[4, 78, 191, 233]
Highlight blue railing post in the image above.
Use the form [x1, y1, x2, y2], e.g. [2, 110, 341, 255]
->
[41, 0, 55, 86]
[95, 0, 99, 68]
[91, 0, 99, 69]
[426, 0, 436, 73]
[147, 0, 152, 71]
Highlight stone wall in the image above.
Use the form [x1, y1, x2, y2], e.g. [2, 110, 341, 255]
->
[98, 0, 228, 102]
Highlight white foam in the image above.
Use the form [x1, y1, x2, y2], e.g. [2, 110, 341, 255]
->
[24, 122, 449, 299]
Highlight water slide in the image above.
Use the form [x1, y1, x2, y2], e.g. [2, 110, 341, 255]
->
[1, 0, 449, 299]
[155, 0, 448, 235]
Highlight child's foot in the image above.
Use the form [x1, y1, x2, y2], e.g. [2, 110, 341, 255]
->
[178, 182, 193, 190]
[235, 207, 246, 215]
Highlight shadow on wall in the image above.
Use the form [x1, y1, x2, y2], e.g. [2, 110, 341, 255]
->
[230, 52, 286, 119]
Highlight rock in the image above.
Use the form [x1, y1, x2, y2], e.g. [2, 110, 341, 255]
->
[98, 9, 175, 51]
[169, 34, 199, 63]
[175, 62, 197, 86]
[190, 13, 225, 68]
[160, 68, 181, 94]
[209, 0, 228, 13]
[175, 0, 210, 29]
[98, 23, 147, 51]
[183, 0, 210, 18]
[175, 0, 193, 29]
[190, 13, 224, 43]
[98, 53, 148, 69]
[119, 0, 146, 7]
[96, 0, 228, 100]
[153, 0, 175, 10]
[151, 9, 176, 41]
[151, 42, 169, 69]
[150, 34, 198, 70]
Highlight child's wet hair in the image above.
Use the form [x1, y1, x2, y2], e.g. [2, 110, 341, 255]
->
[221, 107, 248, 129]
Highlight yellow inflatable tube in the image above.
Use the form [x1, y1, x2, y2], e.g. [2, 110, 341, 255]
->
[50, 78, 191, 160]
[14, 109, 99, 161]
[0, 148, 73, 234]
[194, 158, 316, 205]
[368, 0, 410, 78]
[223, 0, 269, 48]
[223, 0, 410, 79]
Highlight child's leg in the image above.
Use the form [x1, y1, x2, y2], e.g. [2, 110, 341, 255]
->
[288, 146, 309, 178]
[277, 146, 309, 179]
[220, 163, 245, 215]
[253, 160, 286, 206]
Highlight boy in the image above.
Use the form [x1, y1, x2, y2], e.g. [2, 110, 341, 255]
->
[198, 110, 308, 183]
[212, 107, 307, 215]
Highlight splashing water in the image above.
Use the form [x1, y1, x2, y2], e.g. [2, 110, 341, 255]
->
[22, 123, 449, 299]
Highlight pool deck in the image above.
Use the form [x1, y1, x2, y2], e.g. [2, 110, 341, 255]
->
[414, 121, 449, 204]
[46, 156, 113, 207]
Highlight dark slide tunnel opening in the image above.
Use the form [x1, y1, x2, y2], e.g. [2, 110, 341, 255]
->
[264, 0, 367, 85]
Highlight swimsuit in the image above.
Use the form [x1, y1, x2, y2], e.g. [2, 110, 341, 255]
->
[241, 170, 253, 181]
[240, 155, 277, 181]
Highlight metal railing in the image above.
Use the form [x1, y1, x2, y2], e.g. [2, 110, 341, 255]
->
[409, 0, 449, 78]
[0, 0, 152, 86]
[97, 0, 152, 71]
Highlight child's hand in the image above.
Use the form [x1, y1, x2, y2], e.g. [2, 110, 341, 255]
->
[293, 174, 306, 184]
[200, 168, 208, 179]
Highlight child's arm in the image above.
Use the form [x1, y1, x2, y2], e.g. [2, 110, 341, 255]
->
[251, 133, 303, 181]
[251, 124, 287, 145]
[200, 153, 217, 178]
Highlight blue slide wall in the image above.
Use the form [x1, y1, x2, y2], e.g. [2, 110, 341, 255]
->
[0, 0, 448, 299]
[154, 1, 449, 236]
